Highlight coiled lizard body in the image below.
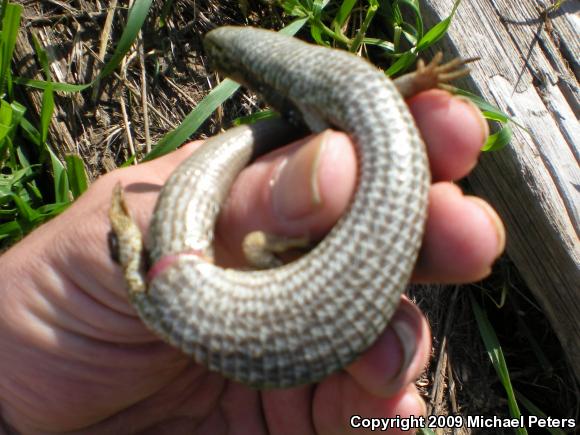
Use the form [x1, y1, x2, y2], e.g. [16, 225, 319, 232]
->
[110, 26, 469, 388]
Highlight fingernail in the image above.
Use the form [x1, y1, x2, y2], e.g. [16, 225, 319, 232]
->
[390, 315, 417, 379]
[467, 196, 506, 257]
[271, 131, 328, 220]
[455, 96, 490, 145]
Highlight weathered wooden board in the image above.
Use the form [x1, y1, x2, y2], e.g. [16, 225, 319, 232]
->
[422, 0, 579, 379]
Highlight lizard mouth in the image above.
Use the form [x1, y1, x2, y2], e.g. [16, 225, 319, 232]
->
[203, 28, 247, 86]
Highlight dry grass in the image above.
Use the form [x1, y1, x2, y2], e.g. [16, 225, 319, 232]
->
[14, 0, 283, 176]
[410, 256, 579, 433]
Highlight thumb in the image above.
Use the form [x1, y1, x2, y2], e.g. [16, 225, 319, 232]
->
[215, 130, 357, 265]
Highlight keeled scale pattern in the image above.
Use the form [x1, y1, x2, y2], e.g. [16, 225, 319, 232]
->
[135, 27, 431, 388]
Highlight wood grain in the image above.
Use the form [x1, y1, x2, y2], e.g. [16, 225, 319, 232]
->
[422, 0, 579, 379]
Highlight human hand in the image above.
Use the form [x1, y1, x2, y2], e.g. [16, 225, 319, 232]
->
[0, 89, 504, 434]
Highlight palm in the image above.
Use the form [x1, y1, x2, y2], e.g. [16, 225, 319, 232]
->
[0, 91, 499, 433]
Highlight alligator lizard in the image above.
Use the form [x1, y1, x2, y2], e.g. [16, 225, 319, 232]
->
[109, 26, 469, 388]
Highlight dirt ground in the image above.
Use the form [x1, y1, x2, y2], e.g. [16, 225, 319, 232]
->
[12, 1, 578, 433]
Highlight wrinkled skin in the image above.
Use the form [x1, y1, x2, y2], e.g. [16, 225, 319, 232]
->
[0, 90, 504, 434]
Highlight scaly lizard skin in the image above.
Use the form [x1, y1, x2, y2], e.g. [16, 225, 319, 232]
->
[110, 26, 469, 388]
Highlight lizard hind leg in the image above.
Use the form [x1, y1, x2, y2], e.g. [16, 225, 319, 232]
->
[394, 52, 479, 99]
[242, 231, 311, 270]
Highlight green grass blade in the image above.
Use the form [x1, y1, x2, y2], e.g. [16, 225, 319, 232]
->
[64, 154, 88, 199]
[9, 100, 24, 126]
[0, 127, 9, 157]
[0, 220, 22, 242]
[280, 17, 309, 36]
[515, 392, 566, 435]
[312, 0, 329, 17]
[0, 0, 9, 21]
[385, 51, 417, 76]
[397, 0, 423, 44]
[14, 146, 32, 178]
[39, 85, 54, 145]
[451, 89, 517, 151]
[470, 293, 526, 435]
[309, 22, 327, 46]
[453, 88, 508, 120]
[14, 6, 308, 180]
[349, 0, 378, 53]
[36, 201, 69, 215]
[47, 147, 67, 203]
[0, 2, 22, 95]
[36, 84, 69, 203]
[10, 192, 40, 223]
[98, 0, 153, 80]
[0, 99, 12, 143]
[482, 124, 512, 152]
[53, 160, 69, 203]
[233, 110, 278, 126]
[0, 187, 14, 206]
[143, 78, 240, 161]
[388, 0, 403, 23]
[282, 0, 310, 19]
[416, 17, 451, 50]
[18, 13, 307, 167]
[19, 117, 41, 147]
[158, 0, 174, 28]
[31, 33, 51, 80]
[5, 129, 16, 166]
[12, 77, 91, 92]
[482, 110, 509, 123]
[362, 37, 395, 52]
[144, 18, 308, 162]
[25, 180, 43, 204]
[416, 0, 461, 50]
[398, 1, 422, 20]
[333, 0, 357, 29]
